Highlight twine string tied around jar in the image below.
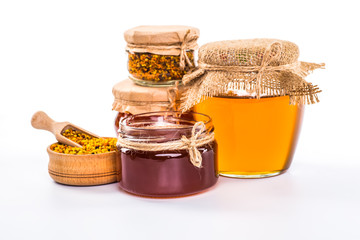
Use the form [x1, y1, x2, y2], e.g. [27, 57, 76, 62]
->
[183, 42, 284, 89]
[167, 81, 180, 111]
[117, 121, 214, 168]
[182, 41, 325, 97]
[126, 29, 197, 71]
[179, 29, 196, 70]
[180, 39, 325, 111]
[180, 121, 207, 168]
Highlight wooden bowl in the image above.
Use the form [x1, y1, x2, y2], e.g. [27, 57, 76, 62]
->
[47, 145, 121, 186]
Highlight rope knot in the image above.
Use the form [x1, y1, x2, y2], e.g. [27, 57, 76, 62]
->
[179, 29, 195, 70]
[180, 122, 206, 168]
[247, 42, 283, 97]
[117, 120, 214, 168]
[182, 41, 284, 95]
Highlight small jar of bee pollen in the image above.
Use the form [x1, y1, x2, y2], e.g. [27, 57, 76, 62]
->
[124, 25, 199, 87]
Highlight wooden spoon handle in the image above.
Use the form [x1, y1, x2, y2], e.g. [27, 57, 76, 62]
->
[31, 111, 55, 133]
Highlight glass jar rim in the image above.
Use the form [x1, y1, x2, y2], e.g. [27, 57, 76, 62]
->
[119, 111, 212, 132]
[118, 111, 213, 143]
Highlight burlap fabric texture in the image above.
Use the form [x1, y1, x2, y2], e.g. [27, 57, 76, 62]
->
[180, 39, 325, 111]
[124, 25, 199, 70]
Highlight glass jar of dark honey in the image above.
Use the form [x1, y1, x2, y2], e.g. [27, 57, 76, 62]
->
[116, 111, 218, 197]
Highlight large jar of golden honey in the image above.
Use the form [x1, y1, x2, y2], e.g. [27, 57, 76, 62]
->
[181, 39, 324, 178]
[124, 25, 199, 87]
[194, 95, 303, 178]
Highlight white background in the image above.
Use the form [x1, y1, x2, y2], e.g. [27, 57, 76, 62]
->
[1, 0, 359, 239]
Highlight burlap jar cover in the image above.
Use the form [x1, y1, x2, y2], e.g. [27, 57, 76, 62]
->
[124, 25, 200, 70]
[180, 39, 325, 111]
[112, 79, 184, 114]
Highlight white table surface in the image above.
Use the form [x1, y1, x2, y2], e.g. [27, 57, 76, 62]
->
[1, 151, 359, 240]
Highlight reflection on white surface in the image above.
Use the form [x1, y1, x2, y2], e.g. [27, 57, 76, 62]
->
[1, 154, 360, 240]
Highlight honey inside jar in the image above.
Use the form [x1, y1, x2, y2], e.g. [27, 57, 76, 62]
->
[117, 111, 218, 197]
[193, 95, 303, 178]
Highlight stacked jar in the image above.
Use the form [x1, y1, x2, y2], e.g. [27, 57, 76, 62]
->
[124, 25, 199, 87]
[112, 79, 184, 134]
[113, 26, 201, 132]
[113, 26, 219, 198]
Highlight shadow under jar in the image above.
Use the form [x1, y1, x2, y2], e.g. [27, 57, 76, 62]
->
[117, 111, 218, 198]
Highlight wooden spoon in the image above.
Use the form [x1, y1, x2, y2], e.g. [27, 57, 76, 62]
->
[31, 111, 100, 148]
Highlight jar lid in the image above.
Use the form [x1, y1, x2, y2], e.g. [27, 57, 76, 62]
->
[124, 25, 199, 57]
[124, 25, 199, 46]
[198, 39, 299, 66]
[181, 38, 325, 111]
[112, 79, 183, 114]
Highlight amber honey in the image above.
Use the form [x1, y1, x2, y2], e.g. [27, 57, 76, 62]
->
[193, 95, 304, 178]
